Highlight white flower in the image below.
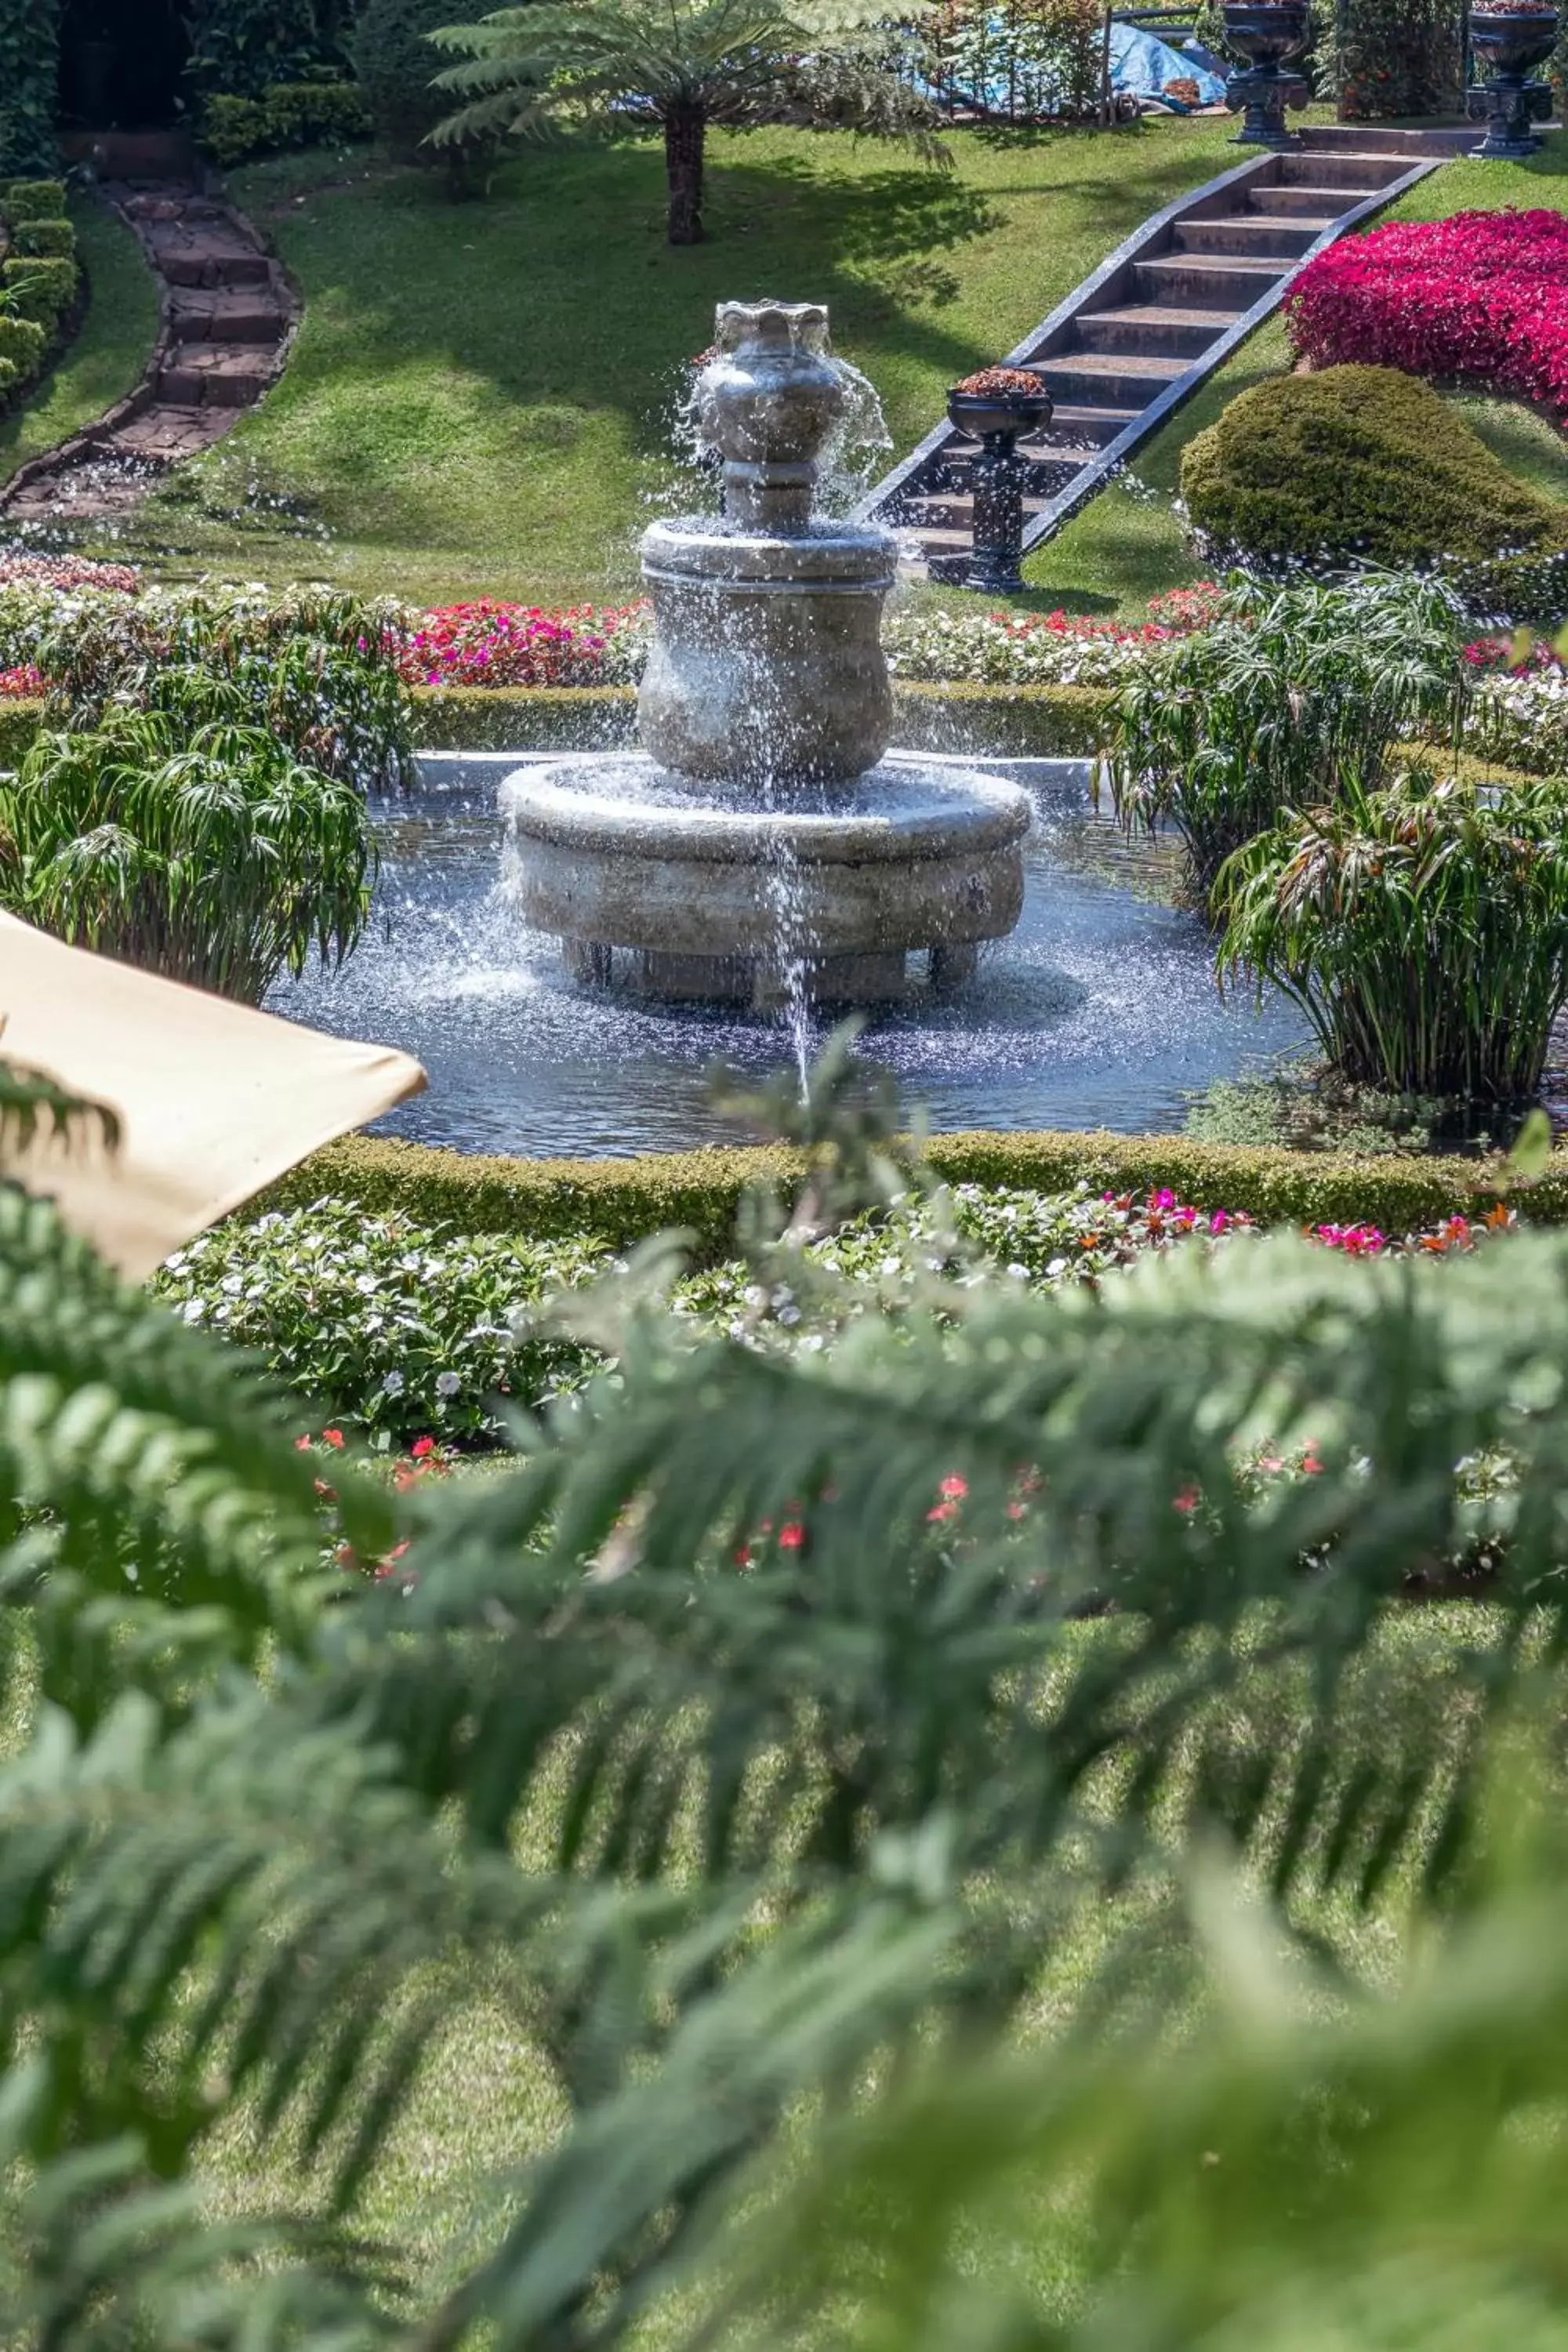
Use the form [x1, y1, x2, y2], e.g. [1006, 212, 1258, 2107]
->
[181, 1298, 205, 1323]
[1047, 1257, 1068, 1277]
[435, 1370, 461, 1397]
[777, 1305, 801, 1327]
[382, 1370, 405, 1395]
[222, 1273, 243, 1295]
[354, 1273, 379, 1294]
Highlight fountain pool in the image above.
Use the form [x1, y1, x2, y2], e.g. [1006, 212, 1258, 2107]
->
[266, 757, 1310, 1159]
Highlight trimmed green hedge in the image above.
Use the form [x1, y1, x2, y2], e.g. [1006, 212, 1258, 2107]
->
[409, 685, 639, 752]
[258, 1127, 1568, 1261]
[2, 180, 66, 220]
[11, 218, 72, 260]
[2, 252, 74, 325]
[0, 699, 44, 768]
[408, 681, 1117, 758]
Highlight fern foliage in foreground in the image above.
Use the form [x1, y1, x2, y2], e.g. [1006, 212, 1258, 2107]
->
[5, 1061, 1568, 2347]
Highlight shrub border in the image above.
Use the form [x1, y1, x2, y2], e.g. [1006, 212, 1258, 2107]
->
[256, 1128, 1566, 1260]
[407, 681, 1119, 758]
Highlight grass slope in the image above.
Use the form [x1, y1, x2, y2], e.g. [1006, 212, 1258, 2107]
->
[0, 194, 160, 486]
[1021, 133, 1568, 614]
[98, 118, 1254, 604]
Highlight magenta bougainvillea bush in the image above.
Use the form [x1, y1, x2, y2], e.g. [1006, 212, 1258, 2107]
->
[1286, 210, 1568, 423]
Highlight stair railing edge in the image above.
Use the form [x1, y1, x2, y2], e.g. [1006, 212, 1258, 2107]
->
[1016, 153, 1445, 559]
[851, 147, 1283, 527]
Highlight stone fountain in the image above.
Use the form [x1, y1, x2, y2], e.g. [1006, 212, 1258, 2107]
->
[500, 300, 1031, 1004]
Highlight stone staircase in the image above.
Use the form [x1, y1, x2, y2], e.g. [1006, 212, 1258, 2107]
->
[861, 126, 1468, 580]
[2, 183, 296, 525]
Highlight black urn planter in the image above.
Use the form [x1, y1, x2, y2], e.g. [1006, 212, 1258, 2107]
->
[946, 383, 1053, 595]
[1466, 6, 1557, 157]
[1221, 0, 1310, 146]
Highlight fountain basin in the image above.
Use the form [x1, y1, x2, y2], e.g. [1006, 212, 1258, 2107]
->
[500, 753, 1031, 1003]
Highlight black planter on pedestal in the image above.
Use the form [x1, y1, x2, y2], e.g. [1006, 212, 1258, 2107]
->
[945, 382, 1054, 595]
[1466, 6, 1557, 157]
[1221, 0, 1310, 145]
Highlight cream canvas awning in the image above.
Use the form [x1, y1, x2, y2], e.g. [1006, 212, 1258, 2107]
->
[0, 912, 426, 1280]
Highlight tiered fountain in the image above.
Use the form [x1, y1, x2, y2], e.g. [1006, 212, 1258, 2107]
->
[501, 300, 1032, 1005]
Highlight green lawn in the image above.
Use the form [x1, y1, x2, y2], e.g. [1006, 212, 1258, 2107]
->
[0, 194, 160, 485]
[74, 117, 1266, 605]
[13, 124, 1568, 620]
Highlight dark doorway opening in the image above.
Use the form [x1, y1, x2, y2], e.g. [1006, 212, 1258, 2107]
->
[59, 0, 191, 129]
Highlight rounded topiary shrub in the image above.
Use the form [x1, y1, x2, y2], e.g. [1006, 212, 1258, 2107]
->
[1180, 365, 1568, 619]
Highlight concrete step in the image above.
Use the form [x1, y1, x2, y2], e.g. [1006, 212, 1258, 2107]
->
[1134, 252, 1290, 305]
[1075, 301, 1242, 358]
[158, 343, 275, 405]
[1299, 123, 1470, 154]
[1016, 400, 1140, 448]
[900, 492, 1066, 530]
[1174, 213, 1324, 257]
[1276, 151, 1404, 188]
[165, 288, 287, 344]
[1032, 349, 1187, 408]
[1247, 184, 1356, 216]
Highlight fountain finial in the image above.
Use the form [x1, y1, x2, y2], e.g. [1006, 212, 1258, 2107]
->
[695, 298, 845, 532]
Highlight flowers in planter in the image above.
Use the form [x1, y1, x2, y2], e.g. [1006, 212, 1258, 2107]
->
[1286, 210, 1568, 427]
[952, 366, 1050, 396]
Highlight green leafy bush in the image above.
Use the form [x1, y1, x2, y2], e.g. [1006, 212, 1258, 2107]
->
[0, 9, 60, 180]
[0, 710, 376, 1002]
[2, 177, 67, 220]
[5, 582, 410, 788]
[350, 0, 488, 162]
[199, 80, 372, 165]
[2, 252, 74, 322]
[185, 0, 342, 98]
[1109, 572, 1470, 898]
[9, 216, 71, 259]
[1218, 771, 1568, 1098]
[1181, 367, 1568, 618]
[0, 312, 42, 372]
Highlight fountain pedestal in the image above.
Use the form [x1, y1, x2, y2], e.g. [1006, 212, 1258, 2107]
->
[503, 299, 1030, 1005]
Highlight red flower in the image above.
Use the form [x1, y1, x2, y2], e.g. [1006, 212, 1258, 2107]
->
[322, 1427, 345, 1450]
[411, 1435, 437, 1458]
[778, 1520, 806, 1549]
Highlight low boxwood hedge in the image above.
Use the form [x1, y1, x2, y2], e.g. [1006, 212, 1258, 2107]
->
[408, 681, 1117, 758]
[259, 1127, 1568, 1261]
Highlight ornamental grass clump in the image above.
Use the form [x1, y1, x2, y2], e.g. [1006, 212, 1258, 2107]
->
[1109, 572, 1471, 901]
[0, 712, 376, 1004]
[1216, 772, 1568, 1099]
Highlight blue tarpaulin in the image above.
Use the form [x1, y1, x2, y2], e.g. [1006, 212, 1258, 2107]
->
[1109, 20, 1226, 103]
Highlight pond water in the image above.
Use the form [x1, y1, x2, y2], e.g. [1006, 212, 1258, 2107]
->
[266, 758, 1310, 1159]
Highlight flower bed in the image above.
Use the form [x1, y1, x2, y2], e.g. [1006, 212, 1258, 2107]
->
[161, 1178, 1522, 1442]
[394, 599, 649, 689]
[1285, 211, 1568, 426]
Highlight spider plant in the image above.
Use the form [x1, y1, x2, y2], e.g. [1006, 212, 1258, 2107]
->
[1109, 573, 1472, 903]
[0, 710, 376, 1002]
[1216, 769, 1568, 1100]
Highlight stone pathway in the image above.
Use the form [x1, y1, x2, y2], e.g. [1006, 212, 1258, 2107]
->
[1, 181, 297, 527]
